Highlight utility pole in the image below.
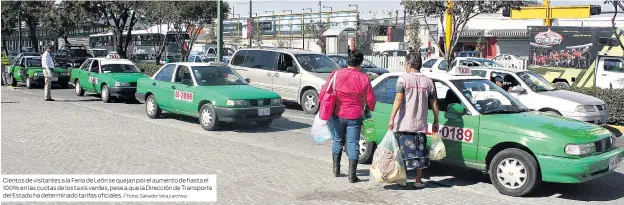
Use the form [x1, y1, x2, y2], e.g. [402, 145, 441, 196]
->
[248, 0, 252, 48]
[217, 0, 224, 61]
[17, 3, 22, 53]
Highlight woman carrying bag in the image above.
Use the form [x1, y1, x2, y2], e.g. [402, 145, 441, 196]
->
[318, 50, 376, 183]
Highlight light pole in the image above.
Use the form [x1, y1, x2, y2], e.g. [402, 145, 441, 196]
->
[302, 8, 312, 50]
[349, 4, 359, 51]
[248, 0, 252, 48]
[217, 0, 223, 62]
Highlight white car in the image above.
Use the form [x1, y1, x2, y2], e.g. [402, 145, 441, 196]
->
[492, 54, 528, 70]
[471, 67, 608, 124]
[421, 57, 504, 73]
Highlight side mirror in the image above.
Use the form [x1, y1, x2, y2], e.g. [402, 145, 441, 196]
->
[447, 103, 465, 115]
[286, 66, 298, 73]
[511, 86, 527, 94]
[140, 69, 145, 73]
[245, 78, 251, 83]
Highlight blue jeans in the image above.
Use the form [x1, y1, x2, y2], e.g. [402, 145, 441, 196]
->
[328, 115, 363, 161]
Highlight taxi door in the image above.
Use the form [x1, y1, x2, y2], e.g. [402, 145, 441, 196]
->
[428, 80, 480, 164]
[84, 59, 99, 92]
[151, 64, 176, 110]
[170, 65, 197, 115]
[75, 59, 92, 90]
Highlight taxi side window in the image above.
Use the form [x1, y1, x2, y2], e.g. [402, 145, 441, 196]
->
[433, 81, 460, 112]
[81, 59, 93, 71]
[422, 59, 437, 68]
[90, 60, 99, 73]
[471, 70, 487, 78]
[373, 76, 399, 104]
[155, 64, 175, 82]
[174, 65, 193, 86]
[438, 60, 448, 71]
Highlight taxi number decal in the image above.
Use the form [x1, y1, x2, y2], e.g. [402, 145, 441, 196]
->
[88, 76, 98, 84]
[426, 124, 474, 143]
[174, 90, 193, 102]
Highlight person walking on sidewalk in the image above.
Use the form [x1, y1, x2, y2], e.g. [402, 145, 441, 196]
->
[41, 44, 55, 101]
[319, 50, 376, 183]
[388, 52, 440, 188]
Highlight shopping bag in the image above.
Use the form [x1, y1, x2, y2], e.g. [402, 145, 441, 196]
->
[311, 114, 331, 143]
[428, 132, 446, 160]
[370, 130, 407, 184]
[318, 72, 338, 120]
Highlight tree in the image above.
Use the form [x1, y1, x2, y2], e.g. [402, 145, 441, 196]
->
[167, 0, 230, 61]
[139, 1, 172, 64]
[83, 1, 144, 58]
[41, 1, 87, 46]
[405, 15, 422, 52]
[475, 37, 486, 57]
[604, 0, 624, 52]
[311, 20, 327, 54]
[1, 1, 19, 51]
[402, 0, 527, 69]
[354, 18, 381, 55]
[18, 1, 51, 53]
[253, 20, 264, 47]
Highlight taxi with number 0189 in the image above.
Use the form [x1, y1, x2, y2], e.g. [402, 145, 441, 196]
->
[135, 62, 285, 130]
[71, 57, 148, 103]
[361, 65, 623, 197]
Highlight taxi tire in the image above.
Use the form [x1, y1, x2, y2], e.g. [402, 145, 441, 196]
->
[301, 89, 319, 114]
[358, 134, 376, 164]
[75, 80, 85, 96]
[146, 95, 162, 119]
[554, 82, 570, 90]
[101, 85, 112, 103]
[25, 77, 33, 89]
[199, 103, 219, 131]
[489, 148, 541, 197]
[256, 119, 273, 127]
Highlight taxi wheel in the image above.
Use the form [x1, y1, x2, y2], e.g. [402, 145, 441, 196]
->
[554, 82, 570, 90]
[199, 103, 220, 131]
[489, 148, 541, 197]
[145, 95, 162, 119]
[25, 77, 33, 89]
[101, 85, 112, 103]
[256, 119, 273, 127]
[301, 89, 319, 114]
[74, 80, 85, 96]
[358, 131, 376, 164]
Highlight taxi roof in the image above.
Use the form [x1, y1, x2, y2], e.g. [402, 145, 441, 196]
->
[89, 58, 135, 65]
[170, 62, 227, 67]
[379, 71, 485, 81]
[470, 66, 528, 73]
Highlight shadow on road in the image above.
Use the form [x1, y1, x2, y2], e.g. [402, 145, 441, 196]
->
[284, 101, 304, 111]
[156, 113, 311, 133]
[55, 99, 102, 102]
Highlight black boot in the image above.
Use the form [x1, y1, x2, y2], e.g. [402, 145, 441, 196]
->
[348, 160, 360, 183]
[332, 152, 342, 177]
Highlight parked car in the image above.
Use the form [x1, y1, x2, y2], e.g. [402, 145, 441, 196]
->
[55, 45, 92, 68]
[362, 65, 623, 196]
[470, 66, 608, 124]
[7, 56, 70, 88]
[11, 52, 40, 65]
[188, 55, 218, 63]
[379, 50, 408, 57]
[71, 58, 148, 102]
[88, 48, 110, 58]
[228, 49, 341, 114]
[492, 54, 528, 70]
[135, 62, 285, 130]
[423, 57, 505, 73]
[327, 54, 389, 76]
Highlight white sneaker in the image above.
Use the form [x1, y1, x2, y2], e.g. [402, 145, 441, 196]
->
[413, 182, 425, 188]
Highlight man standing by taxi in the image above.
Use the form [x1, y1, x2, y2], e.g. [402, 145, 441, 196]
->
[41, 44, 55, 101]
[388, 52, 440, 188]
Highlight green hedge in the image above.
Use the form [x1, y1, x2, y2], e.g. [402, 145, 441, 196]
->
[136, 63, 162, 76]
[567, 87, 624, 125]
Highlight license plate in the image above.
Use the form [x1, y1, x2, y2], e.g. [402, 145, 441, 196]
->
[258, 108, 270, 116]
[52, 77, 58, 81]
[609, 155, 619, 171]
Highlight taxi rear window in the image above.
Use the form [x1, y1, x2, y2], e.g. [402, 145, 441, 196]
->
[192, 66, 247, 86]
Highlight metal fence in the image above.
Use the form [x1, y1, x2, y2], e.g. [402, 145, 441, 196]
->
[365, 56, 405, 72]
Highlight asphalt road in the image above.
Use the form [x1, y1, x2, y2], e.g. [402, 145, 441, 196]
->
[2, 85, 624, 205]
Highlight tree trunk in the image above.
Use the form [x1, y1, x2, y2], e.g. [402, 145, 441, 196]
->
[26, 18, 39, 53]
[63, 35, 70, 46]
[114, 30, 126, 58]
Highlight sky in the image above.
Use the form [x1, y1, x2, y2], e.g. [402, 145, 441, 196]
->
[226, 0, 614, 20]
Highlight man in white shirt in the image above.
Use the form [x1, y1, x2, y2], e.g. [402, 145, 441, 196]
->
[41, 44, 55, 101]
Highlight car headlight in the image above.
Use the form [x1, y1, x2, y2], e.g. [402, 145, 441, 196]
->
[226, 100, 248, 106]
[271, 98, 282, 105]
[576, 105, 597, 112]
[366, 72, 379, 76]
[565, 143, 595, 156]
[114, 82, 130, 87]
[33, 72, 40, 76]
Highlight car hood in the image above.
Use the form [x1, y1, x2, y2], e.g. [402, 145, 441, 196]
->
[26, 67, 68, 73]
[480, 111, 611, 144]
[196, 85, 281, 100]
[539, 90, 604, 105]
[362, 67, 389, 74]
[101, 73, 149, 82]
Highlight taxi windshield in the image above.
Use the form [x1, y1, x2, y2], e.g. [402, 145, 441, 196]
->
[25, 58, 42, 67]
[295, 54, 340, 73]
[460, 59, 503, 67]
[101, 64, 140, 73]
[451, 79, 529, 114]
[516, 71, 556, 92]
[192, 66, 248, 86]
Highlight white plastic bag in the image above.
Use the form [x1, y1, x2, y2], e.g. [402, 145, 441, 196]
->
[428, 133, 446, 160]
[311, 114, 331, 143]
[370, 130, 407, 184]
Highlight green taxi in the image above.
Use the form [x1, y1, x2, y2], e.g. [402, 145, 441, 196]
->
[71, 58, 148, 102]
[361, 66, 623, 196]
[7, 56, 70, 89]
[135, 62, 285, 130]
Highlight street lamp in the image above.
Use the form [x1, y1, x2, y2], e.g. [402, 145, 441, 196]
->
[323, 6, 332, 11]
[283, 9, 293, 14]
